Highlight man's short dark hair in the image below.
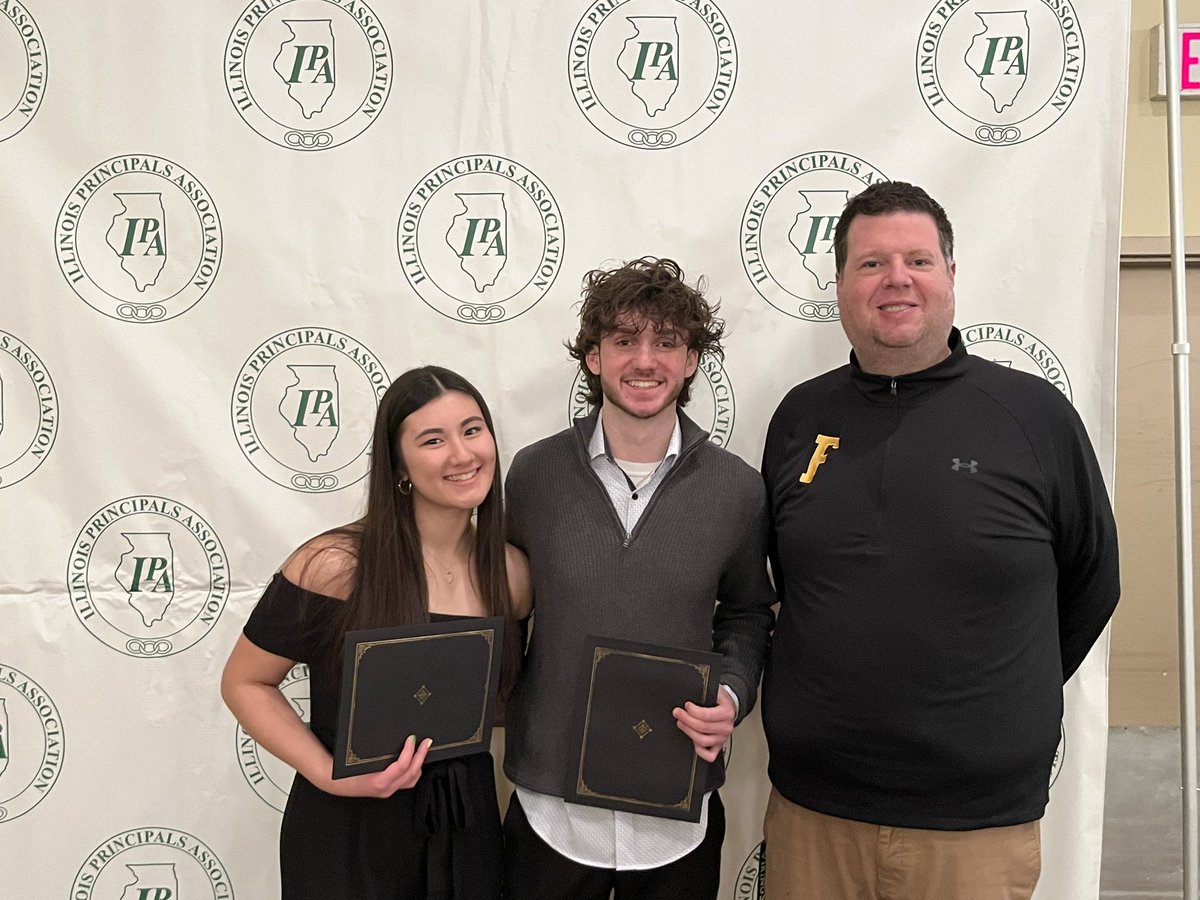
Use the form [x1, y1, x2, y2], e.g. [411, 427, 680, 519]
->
[566, 256, 725, 408]
[833, 181, 955, 275]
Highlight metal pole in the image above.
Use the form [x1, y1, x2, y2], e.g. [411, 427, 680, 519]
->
[1160, 2, 1199, 898]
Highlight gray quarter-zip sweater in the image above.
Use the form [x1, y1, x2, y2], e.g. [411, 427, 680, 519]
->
[503, 409, 776, 796]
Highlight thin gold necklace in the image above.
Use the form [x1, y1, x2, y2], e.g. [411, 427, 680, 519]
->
[423, 546, 468, 585]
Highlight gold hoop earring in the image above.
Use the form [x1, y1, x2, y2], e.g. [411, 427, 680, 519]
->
[397, 479, 412, 496]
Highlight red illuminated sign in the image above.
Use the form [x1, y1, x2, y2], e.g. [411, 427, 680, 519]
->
[1153, 24, 1200, 98]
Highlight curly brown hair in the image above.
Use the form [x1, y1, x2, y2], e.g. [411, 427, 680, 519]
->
[566, 257, 725, 408]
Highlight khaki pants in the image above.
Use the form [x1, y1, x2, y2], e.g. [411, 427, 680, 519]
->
[762, 788, 1041, 900]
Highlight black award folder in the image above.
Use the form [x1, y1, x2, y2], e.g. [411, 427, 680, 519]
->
[332, 617, 504, 779]
[565, 636, 721, 822]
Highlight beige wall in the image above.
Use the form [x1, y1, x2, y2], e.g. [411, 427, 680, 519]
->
[1123, 0, 1199, 236]
[1111, 0, 1200, 724]
[1113, 263, 1200, 724]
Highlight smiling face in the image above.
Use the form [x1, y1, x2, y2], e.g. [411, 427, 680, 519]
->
[585, 313, 700, 428]
[835, 211, 956, 376]
[397, 390, 496, 513]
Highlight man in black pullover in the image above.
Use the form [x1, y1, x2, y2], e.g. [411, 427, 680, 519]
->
[760, 181, 1119, 899]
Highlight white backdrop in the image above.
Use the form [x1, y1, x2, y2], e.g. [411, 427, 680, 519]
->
[0, 1, 1127, 897]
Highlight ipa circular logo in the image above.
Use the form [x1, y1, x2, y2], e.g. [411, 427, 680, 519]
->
[67, 497, 230, 657]
[0, 0, 45, 141]
[0, 664, 64, 823]
[567, 352, 735, 447]
[568, 0, 737, 149]
[916, 0, 1085, 146]
[740, 152, 887, 322]
[735, 840, 766, 900]
[0, 331, 58, 489]
[55, 155, 222, 322]
[237, 663, 309, 810]
[398, 155, 564, 324]
[224, 0, 392, 150]
[961, 322, 1072, 402]
[232, 327, 389, 492]
[71, 827, 234, 899]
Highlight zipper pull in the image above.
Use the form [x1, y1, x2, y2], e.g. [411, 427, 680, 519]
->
[623, 532, 632, 548]
[890, 378, 897, 396]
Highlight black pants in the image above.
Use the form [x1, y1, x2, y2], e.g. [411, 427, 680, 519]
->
[502, 790, 725, 900]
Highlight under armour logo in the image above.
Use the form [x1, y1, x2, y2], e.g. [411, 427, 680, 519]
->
[951, 458, 979, 473]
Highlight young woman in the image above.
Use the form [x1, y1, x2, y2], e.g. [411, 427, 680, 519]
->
[222, 366, 530, 899]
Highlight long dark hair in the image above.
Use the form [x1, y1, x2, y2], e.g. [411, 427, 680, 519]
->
[314, 366, 520, 701]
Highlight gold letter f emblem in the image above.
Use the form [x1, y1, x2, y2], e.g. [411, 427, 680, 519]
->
[799, 434, 840, 484]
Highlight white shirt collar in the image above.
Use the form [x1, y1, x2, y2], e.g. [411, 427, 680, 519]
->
[588, 407, 682, 465]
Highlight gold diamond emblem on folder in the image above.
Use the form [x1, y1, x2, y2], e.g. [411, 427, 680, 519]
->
[414, 685, 432, 705]
[633, 719, 652, 740]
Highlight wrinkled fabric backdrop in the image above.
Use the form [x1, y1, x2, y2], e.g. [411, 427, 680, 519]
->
[0, 1, 1126, 897]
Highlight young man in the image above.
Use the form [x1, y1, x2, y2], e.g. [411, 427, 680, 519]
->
[502, 257, 776, 899]
[760, 182, 1120, 898]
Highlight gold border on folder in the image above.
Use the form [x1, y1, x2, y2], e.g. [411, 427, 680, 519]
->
[343, 629, 496, 767]
[574, 646, 712, 813]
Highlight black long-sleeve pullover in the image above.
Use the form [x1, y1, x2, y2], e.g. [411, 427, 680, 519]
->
[761, 330, 1119, 829]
